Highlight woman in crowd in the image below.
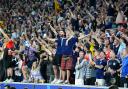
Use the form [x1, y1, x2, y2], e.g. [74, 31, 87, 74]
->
[75, 51, 86, 85]
[22, 65, 30, 83]
[29, 61, 44, 83]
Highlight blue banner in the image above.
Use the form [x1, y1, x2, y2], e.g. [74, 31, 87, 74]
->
[0, 83, 109, 89]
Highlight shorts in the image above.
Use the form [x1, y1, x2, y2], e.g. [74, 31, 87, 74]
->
[52, 54, 62, 66]
[61, 55, 72, 70]
[27, 59, 37, 69]
[75, 79, 84, 85]
[96, 79, 105, 86]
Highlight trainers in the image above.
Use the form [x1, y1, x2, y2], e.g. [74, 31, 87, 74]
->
[56, 80, 64, 84]
[8, 78, 14, 82]
[22, 79, 28, 83]
[4, 78, 14, 83]
[3, 79, 9, 83]
[51, 79, 58, 84]
[63, 80, 70, 84]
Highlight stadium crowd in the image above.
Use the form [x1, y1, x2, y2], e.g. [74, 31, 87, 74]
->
[0, 0, 128, 88]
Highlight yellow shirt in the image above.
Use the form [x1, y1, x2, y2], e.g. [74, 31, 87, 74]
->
[90, 43, 95, 56]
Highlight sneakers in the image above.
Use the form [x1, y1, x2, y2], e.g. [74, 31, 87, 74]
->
[56, 80, 64, 84]
[22, 79, 29, 83]
[51, 79, 58, 84]
[55, 80, 70, 84]
[63, 80, 70, 84]
[3, 79, 9, 83]
[3, 78, 14, 83]
[8, 78, 14, 82]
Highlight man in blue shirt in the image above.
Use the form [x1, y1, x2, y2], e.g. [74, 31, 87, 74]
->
[48, 30, 65, 84]
[94, 51, 107, 86]
[60, 36, 78, 84]
[47, 24, 85, 84]
[120, 48, 128, 87]
[49, 34, 78, 84]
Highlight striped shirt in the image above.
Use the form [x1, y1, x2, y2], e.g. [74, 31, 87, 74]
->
[85, 61, 96, 78]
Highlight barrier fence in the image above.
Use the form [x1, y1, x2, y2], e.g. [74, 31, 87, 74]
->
[0, 83, 127, 89]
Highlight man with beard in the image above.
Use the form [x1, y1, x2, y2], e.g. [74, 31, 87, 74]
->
[47, 24, 66, 84]
[47, 23, 85, 84]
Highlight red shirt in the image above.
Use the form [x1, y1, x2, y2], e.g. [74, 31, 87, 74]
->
[105, 50, 111, 60]
[6, 40, 14, 49]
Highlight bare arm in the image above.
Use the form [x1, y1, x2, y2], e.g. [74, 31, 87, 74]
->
[41, 45, 52, 56]
[0, 28, 10, 40]
[78, 33, 89, 40]
[49, 23, 58, 36]
[40, 39, 53, 51]
[46, 37, 56, 42]
[36, 38, 52, 55]
[69, 9, 76, 19]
